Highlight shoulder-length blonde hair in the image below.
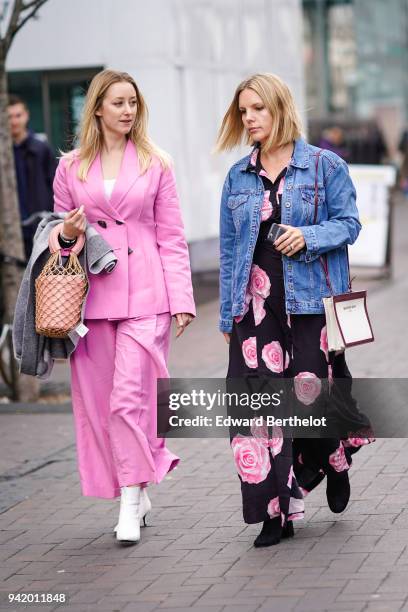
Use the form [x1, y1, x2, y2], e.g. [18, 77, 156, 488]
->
[66, 69, 171, 180]
[215, 73, 303, 153]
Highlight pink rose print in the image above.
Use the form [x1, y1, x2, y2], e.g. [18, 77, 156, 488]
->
[261, 340, 284, 374]
[234, 288, 252, 324]
[250, 148, 259, 166]
[343, 436, 375, 448]
[294, 372, 322, 406]
[252, 294, 266, 326]
[231, 435, 270, 484]
[249, 264, 271, 299]
[242, 337, 258, 369]
[269, 425, 283, 457]
[261, 190, 272, 222]
[250, 420, 268, 441]
[288, 512, 304, 522]
[275, 177, 285, 208]
[328, 364, 333, 388]
[287, 465, 294, 489]
[329, 444, 349, 472]
[288, 496, 305, 515]
[320, 326, 329, 362]
[267, 496, 280, 518]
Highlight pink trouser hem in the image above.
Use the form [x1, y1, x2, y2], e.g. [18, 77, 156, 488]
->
[78, 453, 180, 499]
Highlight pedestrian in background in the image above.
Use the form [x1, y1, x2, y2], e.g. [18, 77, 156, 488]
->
[7, 94, 57, 259]
[317, 125, 350, 161]
[216, 73, 374, 547]
[53, 69, 196, 544]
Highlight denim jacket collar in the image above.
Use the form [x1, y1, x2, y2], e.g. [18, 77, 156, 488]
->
[290, 136, 310, 169]
[240, 136, 310, 173]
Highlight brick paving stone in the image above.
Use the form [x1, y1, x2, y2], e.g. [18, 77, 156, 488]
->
[121, 604, 158, 612]
[342, 576, 384, 594]
[196, 594, 269, 608]
[339, 535, 380, 553]
[374, 531, 408, 553]
[190, 562, 232, 578]
[377, 571, 408, 594]
[219, 605, 263, 612]
[257, 598, 302, 612]
[197, 578, 250, 599]
[241, 570, 291, 591]
[154, 591, 204, 607]
[190, 608, 226, 612]
[328, 603, 366, 612]
[337, 592, 405, 603]
[364, 604, 405, 612]
[327, 553, 368, 572]
[292, 587, 342, 610]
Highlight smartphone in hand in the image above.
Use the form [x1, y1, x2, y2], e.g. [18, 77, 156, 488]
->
[265, 223, 302, 260]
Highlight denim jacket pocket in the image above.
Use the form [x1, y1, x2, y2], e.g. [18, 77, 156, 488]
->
[300, 186, 325, 224]
[227, 194, 248, 229]
[227, 194, 249, 209]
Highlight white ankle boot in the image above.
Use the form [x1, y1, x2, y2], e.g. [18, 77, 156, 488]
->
[114, 487, 151, 535]
[115, 485, 141, 543]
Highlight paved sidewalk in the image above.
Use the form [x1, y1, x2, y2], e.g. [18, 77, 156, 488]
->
[0, 199, 407, 612]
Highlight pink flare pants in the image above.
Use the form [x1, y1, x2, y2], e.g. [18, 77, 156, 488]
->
[69, 313, 179, 498]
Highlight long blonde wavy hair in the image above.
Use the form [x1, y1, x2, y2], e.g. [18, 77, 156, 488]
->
[215, 73, 303, 153]
[67, 69, 171, 180]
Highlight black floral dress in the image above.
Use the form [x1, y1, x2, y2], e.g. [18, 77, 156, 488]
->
[227, 146, 374, 526]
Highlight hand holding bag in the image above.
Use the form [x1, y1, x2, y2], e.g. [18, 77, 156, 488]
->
[313, 151, 374, 351]
[35, 224, 88, 338]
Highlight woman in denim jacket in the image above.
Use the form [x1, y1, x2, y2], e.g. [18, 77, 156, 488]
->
[216, 73, 373, 547]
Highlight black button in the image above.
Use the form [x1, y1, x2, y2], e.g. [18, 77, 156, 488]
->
[128, 247, 133, 254]
[116, 220, 124, 225]
[97, 220, 107, 228]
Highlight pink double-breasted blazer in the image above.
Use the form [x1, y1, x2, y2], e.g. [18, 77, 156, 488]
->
[53, 139, 196, 320]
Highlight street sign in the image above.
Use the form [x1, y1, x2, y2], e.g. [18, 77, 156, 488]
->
[348, 164, 396, 269]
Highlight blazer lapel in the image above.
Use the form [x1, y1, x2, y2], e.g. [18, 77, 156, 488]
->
[82, 139, 141, 219]
[109, 139, 141, 211]
[82, 152, 118, 219]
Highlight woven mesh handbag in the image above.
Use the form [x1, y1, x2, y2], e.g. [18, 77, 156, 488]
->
[35, 224, 88, 338]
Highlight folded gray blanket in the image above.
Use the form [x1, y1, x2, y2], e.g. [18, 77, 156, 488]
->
[13, 212, 118, 378]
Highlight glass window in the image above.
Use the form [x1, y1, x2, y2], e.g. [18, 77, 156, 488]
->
[7, 68, 102, 153]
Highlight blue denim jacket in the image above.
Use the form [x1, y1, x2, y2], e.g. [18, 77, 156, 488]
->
[219, 137, 361, 332]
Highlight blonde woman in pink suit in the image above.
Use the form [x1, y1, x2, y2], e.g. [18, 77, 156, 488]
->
[53, 69, 196, 545]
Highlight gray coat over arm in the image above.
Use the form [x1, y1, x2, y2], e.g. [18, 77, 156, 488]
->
[13, 212, 117, 378]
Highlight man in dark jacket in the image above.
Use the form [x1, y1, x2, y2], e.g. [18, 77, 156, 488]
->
[8, 94, 57, 260]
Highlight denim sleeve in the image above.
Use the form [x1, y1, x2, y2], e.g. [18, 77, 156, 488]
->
[219, 172, 234, 332]
[297, 159, 361, 263]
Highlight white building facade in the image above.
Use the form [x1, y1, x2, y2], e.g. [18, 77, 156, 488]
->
[7, 0, 305, 270]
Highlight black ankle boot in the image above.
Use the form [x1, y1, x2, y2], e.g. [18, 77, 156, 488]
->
[254, 517, 282, 547]
[326, 470, 350, 513]
[282, 520, 294, 538]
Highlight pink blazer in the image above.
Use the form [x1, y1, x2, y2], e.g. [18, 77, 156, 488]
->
[53, 139, 196, 320]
